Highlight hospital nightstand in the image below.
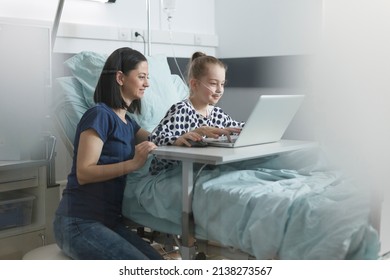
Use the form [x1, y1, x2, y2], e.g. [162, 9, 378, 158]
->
[0, 160, 60, 259]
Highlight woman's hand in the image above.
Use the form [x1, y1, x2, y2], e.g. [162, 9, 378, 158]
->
[132, 141, 157, 169]
[194, 126, 241, 142]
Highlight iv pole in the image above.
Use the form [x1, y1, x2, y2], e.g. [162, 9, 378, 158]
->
[52, 0, 65, 50]
[146, 0, 152, 56]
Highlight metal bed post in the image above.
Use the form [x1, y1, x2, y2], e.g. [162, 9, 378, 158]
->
[146, 0, 152, 56]
[180, 160, 196, 259]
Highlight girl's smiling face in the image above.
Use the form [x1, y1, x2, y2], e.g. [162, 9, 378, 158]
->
[192, 63, 226, 106]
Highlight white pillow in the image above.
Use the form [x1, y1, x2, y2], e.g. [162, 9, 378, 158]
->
[64, 51, 188, 132]
[64, 51, 106, 108]
[53, 76, 89, 145]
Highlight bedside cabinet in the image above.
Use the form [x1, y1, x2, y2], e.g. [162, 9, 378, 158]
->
[0, 160, 60, 259]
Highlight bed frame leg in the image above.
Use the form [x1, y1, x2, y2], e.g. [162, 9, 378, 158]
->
[180, 246, 197, 260]
[180, 211, 196, 259]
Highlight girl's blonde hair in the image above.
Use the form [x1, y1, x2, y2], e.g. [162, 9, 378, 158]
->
[187, 51, 227, 82]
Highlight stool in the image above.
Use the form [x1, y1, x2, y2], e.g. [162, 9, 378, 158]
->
[23, 243, 72, 260]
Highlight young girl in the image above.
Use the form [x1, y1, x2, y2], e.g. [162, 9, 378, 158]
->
[150, 52, 244, 147]
[149, 52, 244, 173]
[53, 47, 162, 260]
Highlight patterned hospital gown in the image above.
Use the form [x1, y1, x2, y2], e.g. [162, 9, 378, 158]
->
[149, 99, 245, 173]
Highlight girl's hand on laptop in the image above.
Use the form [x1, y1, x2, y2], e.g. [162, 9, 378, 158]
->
[221, 127, 242, 142]
[224, 127, 242, 135]
[195, 126, 241, 142]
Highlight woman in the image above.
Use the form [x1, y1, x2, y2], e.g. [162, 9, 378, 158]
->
[54, 47, 162, 260]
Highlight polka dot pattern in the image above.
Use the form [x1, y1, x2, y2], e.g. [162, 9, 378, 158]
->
[149, 99, 244, 172]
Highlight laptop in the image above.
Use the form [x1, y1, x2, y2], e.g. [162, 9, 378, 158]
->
[203, 94, 304, 148]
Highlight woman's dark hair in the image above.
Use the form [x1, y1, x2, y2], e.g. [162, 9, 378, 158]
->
[94, 47, 147, 114]
[187, 51, 227, 82]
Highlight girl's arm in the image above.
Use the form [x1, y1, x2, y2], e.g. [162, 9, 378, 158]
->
[150, 103, 194, 145]
[212, 107, 245, 129]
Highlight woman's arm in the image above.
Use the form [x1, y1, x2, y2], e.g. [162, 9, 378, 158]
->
[76, 129, 155, 185]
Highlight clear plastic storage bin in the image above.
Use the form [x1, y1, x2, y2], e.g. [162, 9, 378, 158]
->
[0, 191, 35, 230]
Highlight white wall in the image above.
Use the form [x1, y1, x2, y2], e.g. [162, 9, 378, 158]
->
[0, 0, 217, 56]
[215, 0, 323, 139]
[1, 0, 323, 57]
[215, 0, 323, 57]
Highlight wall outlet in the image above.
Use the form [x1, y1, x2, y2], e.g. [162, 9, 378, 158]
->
[132, 29, 144, 41]
[118, 28, 131, 41]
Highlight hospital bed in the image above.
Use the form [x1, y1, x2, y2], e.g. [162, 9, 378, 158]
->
[52, 51, 381, 260]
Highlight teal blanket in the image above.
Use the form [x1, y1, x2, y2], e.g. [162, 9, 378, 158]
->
[123, 148, 380, 259]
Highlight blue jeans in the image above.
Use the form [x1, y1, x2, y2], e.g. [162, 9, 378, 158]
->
[53, 214, 163, 260]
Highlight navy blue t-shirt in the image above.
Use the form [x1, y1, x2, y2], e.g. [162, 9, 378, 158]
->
[56, 103, 140, 227]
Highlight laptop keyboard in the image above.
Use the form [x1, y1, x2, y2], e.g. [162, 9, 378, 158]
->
[218, 135, 238, 143]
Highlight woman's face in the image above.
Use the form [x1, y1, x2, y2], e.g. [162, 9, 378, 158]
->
[193, 64, 226, 106]
[118, 61, 149, 106]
